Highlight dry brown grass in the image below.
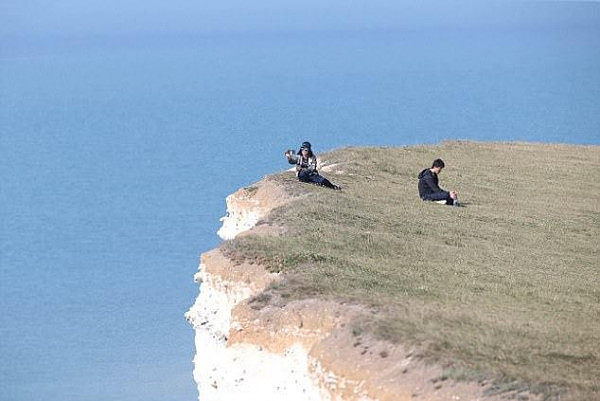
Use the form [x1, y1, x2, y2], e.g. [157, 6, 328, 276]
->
[223, 141, 600, 400]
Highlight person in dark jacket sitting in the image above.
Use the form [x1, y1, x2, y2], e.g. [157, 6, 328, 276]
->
[418, 159, 459, 206]
[284, 141, 340, 190]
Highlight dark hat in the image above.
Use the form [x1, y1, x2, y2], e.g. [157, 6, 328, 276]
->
[298, 141, 314, 156]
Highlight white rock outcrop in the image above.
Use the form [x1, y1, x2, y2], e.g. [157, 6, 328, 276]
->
[186, 181, 329, 401]
[186, 254, 327, 401]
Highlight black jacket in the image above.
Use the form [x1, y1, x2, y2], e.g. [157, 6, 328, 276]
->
[418, 168, 449, 200]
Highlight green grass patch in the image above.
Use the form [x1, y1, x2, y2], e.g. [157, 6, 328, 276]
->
[222, 141, 600, 400]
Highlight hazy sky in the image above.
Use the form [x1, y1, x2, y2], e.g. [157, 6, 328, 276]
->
[2, 1, 599, 37]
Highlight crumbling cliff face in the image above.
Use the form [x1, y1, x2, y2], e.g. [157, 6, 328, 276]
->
[186, 181, 331, 401]
[185, 178, 526, 401]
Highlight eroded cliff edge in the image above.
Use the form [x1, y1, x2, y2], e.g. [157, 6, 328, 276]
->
[184, 169, 529, 401]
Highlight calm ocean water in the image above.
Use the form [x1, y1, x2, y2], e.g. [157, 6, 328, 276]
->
[1, 17, 599, 401]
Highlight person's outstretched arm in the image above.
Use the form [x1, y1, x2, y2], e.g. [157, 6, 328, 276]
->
[284, 150, 298, 164]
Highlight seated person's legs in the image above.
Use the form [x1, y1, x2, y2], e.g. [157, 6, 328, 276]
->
[424, 191, 451, 202]
[298, 170, 339, 189]
[424, 191, 456, 205]
[298, 170, 313, 182]
[311, 174, 339, 189]
[311, 175, 325, 185]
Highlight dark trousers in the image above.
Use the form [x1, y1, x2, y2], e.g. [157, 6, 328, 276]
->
[423, 192, 455, 205]
[298, 170, 335, 188]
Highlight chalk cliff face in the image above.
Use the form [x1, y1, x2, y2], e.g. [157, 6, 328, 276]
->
[185, 181, 331, 401]
[185, 178, 522, 401]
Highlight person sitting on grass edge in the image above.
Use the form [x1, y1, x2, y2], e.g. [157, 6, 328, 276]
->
[418, 158, 459, 206]
[284, 141, 341, 190]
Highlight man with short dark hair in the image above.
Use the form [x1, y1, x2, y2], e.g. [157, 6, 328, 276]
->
[417, 159, 459, 206]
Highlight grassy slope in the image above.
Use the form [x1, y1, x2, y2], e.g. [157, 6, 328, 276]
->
[224, 141, 599, 400]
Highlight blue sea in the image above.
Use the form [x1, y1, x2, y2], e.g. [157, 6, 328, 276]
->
[1, 4, 599, 401]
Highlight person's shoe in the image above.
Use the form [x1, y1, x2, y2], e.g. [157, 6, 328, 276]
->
[453, 199, 460, 207]
[332, 185, 342, 191]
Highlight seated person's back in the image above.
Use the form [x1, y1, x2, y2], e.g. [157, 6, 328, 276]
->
[418, 158, 459, 206]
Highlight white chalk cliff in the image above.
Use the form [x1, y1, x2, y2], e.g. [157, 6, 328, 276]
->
[185, 177, 525, 401]
[185, 181, 329, 401]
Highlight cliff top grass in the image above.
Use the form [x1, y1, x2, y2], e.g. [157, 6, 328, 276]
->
[223, 141, 600, 400]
